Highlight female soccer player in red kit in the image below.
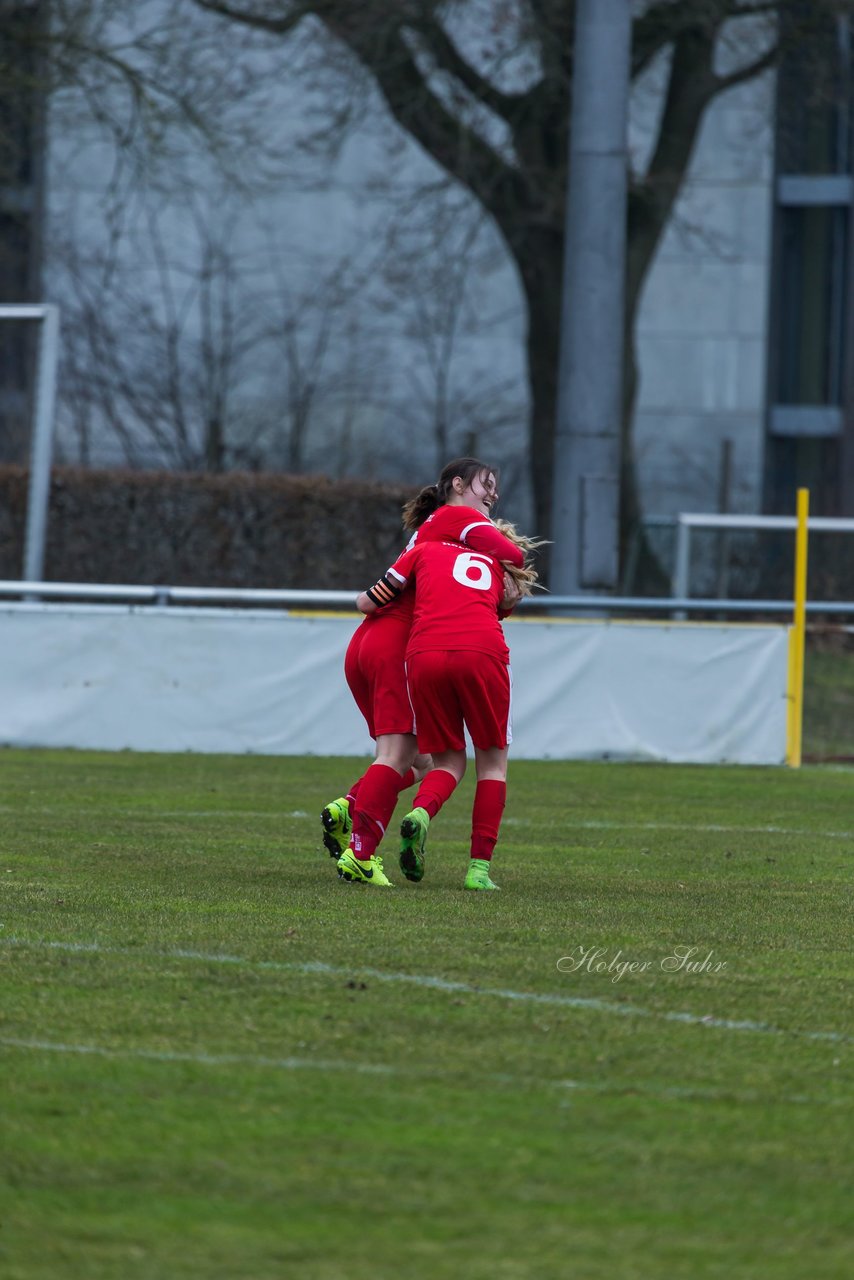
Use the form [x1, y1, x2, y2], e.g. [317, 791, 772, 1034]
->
[345, 518, 533, 891]
[324, 459, 525, 887]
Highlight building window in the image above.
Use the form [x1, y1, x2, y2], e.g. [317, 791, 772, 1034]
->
[776, 14, 853, 177]
[765, 13, 854, 514]
[776, 203, 847, 407]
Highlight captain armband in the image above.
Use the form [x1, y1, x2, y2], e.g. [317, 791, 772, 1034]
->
[366, 573, 403, 608]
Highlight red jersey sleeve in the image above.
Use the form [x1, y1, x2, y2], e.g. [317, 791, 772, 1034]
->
[463, 522, 524, 568]
[416, 504, 524, 568]
[387, 545, 419, 588]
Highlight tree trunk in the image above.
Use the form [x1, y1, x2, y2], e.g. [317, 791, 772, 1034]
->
[618, 227, 676, 594]
[205, 415, 225, 472]
[619, 326, 668, 594]
[517, 227, 564, 578]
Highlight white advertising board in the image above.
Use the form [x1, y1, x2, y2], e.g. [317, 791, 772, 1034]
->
[0, 607, 789, 764]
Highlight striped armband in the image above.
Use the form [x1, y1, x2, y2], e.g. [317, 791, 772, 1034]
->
[366, 573, 403, 608]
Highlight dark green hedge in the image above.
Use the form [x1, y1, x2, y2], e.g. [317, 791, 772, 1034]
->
[0, 466, 416, 588]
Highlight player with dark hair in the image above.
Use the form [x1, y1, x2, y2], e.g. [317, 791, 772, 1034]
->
[344, 517, 537, 891]
[322, 458, 524, 888]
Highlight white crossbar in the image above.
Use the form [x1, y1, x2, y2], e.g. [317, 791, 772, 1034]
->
[672, 510, 854, 605]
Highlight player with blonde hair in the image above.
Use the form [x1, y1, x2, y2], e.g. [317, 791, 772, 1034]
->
[323, 458, 526, 887]
[351, 505, 540, 890]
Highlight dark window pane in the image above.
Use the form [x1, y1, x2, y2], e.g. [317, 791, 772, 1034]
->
[777, 15, 854, 175]
[776, 205, 847, 404]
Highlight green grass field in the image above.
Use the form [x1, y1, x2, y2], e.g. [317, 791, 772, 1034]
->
[1, 748, 851, 1279]
[804, 643, 854, 758]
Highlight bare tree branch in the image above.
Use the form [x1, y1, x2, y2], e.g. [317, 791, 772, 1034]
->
[631, 0, 778, 79]
[402, 15, 526, 122]
[715, 40, 779, 92]
[191, 0, 311, 37]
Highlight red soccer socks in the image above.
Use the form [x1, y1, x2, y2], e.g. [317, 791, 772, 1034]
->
[470, 779, 506, 861]
[350, 763, 408, 860]
[411, 768, 459, 821]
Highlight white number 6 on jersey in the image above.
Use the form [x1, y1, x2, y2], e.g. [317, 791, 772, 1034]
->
[452, 551, 493, 591]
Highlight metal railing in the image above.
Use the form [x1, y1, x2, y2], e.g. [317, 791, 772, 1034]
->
[0, 581, 357, 608]
[2, 579, 854, 618]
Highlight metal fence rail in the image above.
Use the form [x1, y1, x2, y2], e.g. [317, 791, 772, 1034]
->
[2, 580, 854, 617]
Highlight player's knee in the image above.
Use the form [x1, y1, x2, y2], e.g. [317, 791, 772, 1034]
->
[433, 751, 466, 782]
[375, 735, 417, 774]
[412, 753, 433, 782]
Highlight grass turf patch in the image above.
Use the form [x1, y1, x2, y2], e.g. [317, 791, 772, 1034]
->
[0, 749, 852, 1279]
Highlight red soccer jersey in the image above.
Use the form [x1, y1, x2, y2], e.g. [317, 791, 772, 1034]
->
[388, 539, 509, 661]
[358, 503, 523, 635]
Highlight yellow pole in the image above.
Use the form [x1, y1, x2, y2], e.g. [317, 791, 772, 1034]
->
[787, 488, 809, 768]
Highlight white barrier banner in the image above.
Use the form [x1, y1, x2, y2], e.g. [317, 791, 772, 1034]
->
[0, 607, 789, 764]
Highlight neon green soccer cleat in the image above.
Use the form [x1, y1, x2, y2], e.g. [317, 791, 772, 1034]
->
[336, 848, 392, 887]
[464, 859, 500, 891]
[399, 806, 430, 882]
[321, 797, 352, 858]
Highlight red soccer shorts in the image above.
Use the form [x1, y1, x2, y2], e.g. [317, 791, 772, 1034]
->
[405, 649, 512, 753]
[345, 622, 416, 739]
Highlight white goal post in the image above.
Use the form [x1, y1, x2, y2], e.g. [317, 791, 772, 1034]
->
[0, 304, 60, 581]
[671, 509, 854, 606]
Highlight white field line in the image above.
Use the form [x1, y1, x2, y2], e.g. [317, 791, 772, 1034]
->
[1, 805, 853, 840]
[0, 1036, 389, 1076]
[0, 1032, 844, 1109]
[506, 818, 854, 840]
[1, 936, 849, 1046]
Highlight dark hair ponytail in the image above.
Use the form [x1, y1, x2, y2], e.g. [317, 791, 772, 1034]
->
[402, 483, 441, 532]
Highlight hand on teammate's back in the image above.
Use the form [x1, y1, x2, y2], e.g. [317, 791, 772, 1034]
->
[500, 570, 523, 613]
